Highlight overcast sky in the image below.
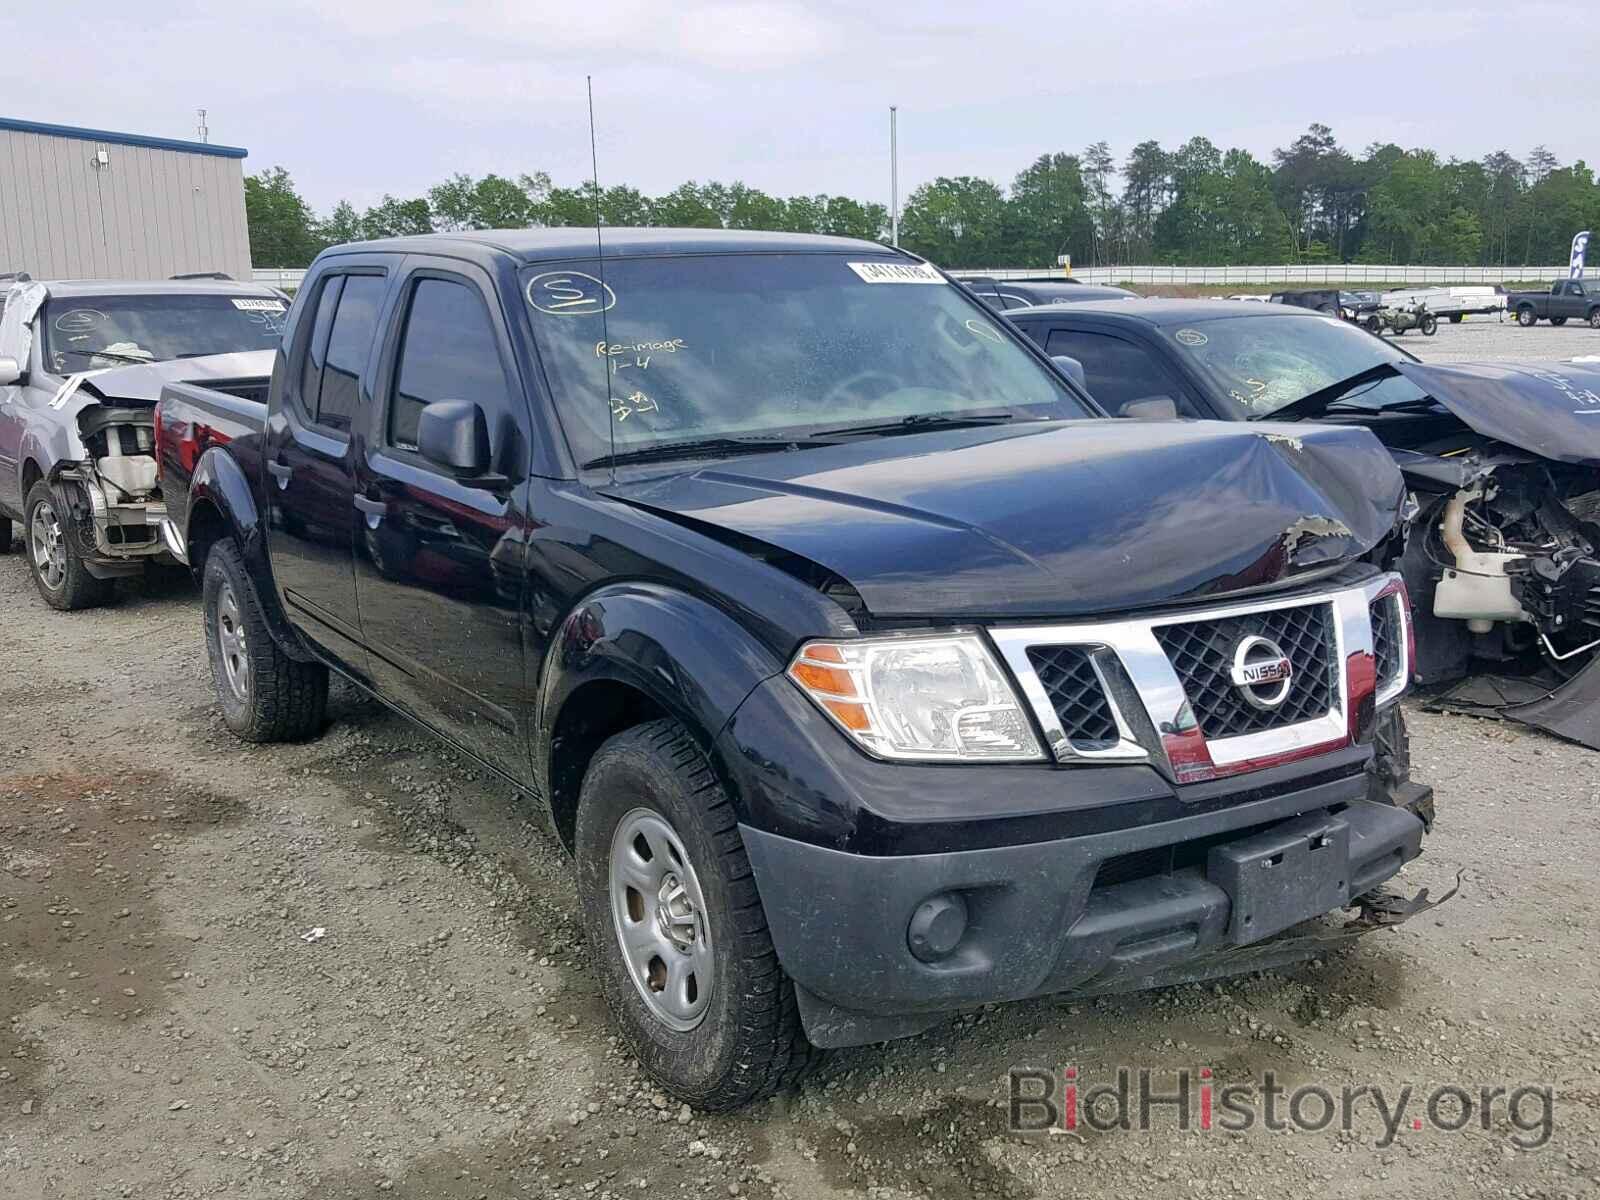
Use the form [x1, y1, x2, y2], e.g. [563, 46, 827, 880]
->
[6, 1, 1595, 214]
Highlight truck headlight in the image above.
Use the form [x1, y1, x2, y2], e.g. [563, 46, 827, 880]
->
[787, 634, 1044, 762]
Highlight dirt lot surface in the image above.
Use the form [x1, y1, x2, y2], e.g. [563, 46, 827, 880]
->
[4, 329, 1600, 1199]
[1394, 311, 1600, 363]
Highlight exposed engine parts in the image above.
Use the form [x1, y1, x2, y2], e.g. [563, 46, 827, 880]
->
[1411, 461, 1600, 685]
[52, 407, 166, 561]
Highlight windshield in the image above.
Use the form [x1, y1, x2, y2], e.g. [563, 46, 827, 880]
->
[1166, 313, 1429, 419]
[522, 254, 1091, 466]
[40, 293, 287, 372]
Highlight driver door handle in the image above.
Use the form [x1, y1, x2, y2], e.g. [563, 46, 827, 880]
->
[353, 494, 388, 517]
[266, 460, 293, 487]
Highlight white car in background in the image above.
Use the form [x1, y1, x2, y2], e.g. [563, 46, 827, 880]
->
[0, 275, 285, 609]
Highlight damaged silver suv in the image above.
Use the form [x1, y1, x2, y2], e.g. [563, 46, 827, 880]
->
[0, 276, 282, 609]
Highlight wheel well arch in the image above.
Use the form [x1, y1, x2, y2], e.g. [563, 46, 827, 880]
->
[20, 457, 44, 497]
[185, 497, 230, 579]
[545, 678, 737, 855]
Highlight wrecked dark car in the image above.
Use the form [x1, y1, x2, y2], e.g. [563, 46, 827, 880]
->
[157, 231, 1434, 1109]
[1008, 299, 1600, 745]
[0, 277, 284, 608]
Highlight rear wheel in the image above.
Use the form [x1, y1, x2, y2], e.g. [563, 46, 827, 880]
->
[1362, 315, 1381, 334]
[1551, 316, 1568, 327]
[0, 514, 12, 553]
[203, 539, 328, 742]
[1517, 306, 1537, 327]
[575, 719, 811, 1109]
[24, 481, 115, 611]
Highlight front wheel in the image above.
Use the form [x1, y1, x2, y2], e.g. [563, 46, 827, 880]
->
[203, 539, 328, 742]
[24, 480, 115, 611]
[1589, 309, 1600, 329]
[0, 514, 12, 553]
[1362, 315, 1381, 334]
[575, 719, 811, 1110]
[1419, 313, 1438, 336]
[1517, 307, 1537, 327]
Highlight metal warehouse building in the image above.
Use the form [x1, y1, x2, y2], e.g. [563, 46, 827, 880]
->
[0, 117, 252, 281]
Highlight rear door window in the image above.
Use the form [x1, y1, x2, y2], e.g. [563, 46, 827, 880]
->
[315, 275, 387, 433]
[295, 277, 342, 426]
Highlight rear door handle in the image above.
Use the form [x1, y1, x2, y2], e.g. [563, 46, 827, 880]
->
[266, 460, 293, 489]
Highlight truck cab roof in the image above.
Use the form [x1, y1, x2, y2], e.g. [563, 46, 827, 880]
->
[322, 227, 900, 264]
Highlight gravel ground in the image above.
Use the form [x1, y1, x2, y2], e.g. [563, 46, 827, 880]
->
[3, 331, 1600, 1198]
[1364, 310, 1600, 363]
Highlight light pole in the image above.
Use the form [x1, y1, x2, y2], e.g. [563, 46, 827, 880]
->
[889, 106, 899, 248]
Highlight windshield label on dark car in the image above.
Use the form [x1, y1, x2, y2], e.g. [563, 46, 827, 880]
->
[846, 262, 944, 284]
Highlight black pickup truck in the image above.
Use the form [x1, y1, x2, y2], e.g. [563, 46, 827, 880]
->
[155, 229, 1433, 1109]
[1504, 278, 1600, 327]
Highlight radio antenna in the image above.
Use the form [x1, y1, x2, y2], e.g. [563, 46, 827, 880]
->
[587, 75, 617, 483]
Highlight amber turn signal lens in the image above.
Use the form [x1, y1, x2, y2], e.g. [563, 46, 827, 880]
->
[790, 661, 855, 696]
[820, 698, 871, 731]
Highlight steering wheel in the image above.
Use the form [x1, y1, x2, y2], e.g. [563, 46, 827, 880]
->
[820, 371, 901, 410]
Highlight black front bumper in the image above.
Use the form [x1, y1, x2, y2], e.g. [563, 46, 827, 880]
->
[742, 779, 1426, 1048]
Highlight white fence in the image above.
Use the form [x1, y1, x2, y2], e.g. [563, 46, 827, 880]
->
[252, 267, 306, 289]
[253, 262, 1572, 291]
[952, 264, 1571, 286]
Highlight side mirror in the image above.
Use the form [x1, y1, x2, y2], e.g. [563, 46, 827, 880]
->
[417, 399, 492, 475]
[0, 355, 23, 387]
[1050, 354, 1087, 389]
[1120, 395, 1180, 421]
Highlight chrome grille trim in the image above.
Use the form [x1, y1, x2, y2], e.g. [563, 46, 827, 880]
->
[988, 573, 1407, 779]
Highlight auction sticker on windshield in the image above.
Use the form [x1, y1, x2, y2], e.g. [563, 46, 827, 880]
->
[846, 261, 944, 284]
[232, 298, 287, 312]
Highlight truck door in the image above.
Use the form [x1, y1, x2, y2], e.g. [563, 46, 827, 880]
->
[1562, 281, 1587, 319]
[352, 262, 531, 777]
[262, 265, 391, 678]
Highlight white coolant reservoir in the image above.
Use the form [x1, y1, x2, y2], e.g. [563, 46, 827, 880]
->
[1432, 485, 1528, 633]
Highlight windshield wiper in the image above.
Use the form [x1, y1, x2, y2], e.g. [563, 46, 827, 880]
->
[582, 435, 835, 469]
[1249, 363, 1399, 422]
[56, 348, 157, 366]
[812, 412, 1018, 438]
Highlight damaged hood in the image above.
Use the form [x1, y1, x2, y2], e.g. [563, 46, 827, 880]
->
[1391, 360, 1600, 466]
[67, 350, 277, 406]
[607, 419, 1405, 619]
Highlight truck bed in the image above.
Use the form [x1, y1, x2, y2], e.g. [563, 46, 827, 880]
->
[155, 377, 270, 560]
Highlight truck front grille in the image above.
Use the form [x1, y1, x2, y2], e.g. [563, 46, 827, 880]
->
[1370, 593, 1402, 693]
[987, 573, 1409, 781]
[1025, 645, 1118, 749]
[1153, 602, 1337, 739]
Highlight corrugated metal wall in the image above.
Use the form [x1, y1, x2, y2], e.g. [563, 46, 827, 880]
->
[0, 126, 251, 281]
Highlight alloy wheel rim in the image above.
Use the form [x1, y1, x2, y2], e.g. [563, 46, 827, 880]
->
[30, 499, 67, 591]
[215, 581, 251, 702]
[608, 808, 714, 1031]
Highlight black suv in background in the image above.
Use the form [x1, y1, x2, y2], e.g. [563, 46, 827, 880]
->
[156, 231, 1432, 1108]
[957, 273, 1137, 309]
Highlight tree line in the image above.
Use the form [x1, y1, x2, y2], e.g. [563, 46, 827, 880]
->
[246, 125, 1600, 271]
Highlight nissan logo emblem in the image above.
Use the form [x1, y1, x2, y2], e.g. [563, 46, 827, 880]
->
[1230, 635, 1293, 710]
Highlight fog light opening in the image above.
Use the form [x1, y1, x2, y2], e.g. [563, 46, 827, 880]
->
[907, 891, 970, 964]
